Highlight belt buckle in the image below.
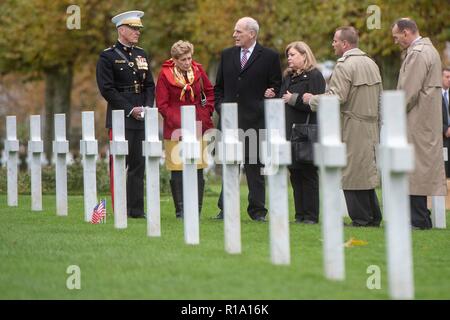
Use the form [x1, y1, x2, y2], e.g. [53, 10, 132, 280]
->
[134, 84, 140, 94]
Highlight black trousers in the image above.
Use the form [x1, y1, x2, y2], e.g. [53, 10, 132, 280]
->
[170, 170, 204, 194]
[343, 189, 382, 226]
[109, 128, 146, 216]
[218, 162, 267, 219]
[171, 170, 204, 182]
[410, 195, 432, 229]
[125, 129, 145, 215]
[289, 165, 319, 222]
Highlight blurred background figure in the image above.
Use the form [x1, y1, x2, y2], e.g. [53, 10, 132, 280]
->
[441, 67, 450, 177]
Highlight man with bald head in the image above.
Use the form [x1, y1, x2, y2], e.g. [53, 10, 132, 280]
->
[214, 17, 282, 221]
[392, 18, 446, 229]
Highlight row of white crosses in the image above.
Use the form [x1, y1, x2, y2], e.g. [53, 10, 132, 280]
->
[104, 109, 163, 234]
[1, 91, 446, 300]
[3, 110, 160, 227]
[214, 93, 417, 299]
[312, 92, 414, 299]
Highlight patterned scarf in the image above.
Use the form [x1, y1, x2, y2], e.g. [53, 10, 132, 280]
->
[173, 66, 195, 102]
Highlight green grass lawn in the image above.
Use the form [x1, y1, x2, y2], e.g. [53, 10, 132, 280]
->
[0, 185, 449, 300]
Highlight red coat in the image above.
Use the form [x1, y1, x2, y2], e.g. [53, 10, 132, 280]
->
[156, 59, 215, 140]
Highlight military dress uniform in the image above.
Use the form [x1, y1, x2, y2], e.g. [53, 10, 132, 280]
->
[96, 36, 155, 218]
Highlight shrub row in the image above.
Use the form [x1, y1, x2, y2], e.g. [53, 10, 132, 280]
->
[0, 161, 172, 195]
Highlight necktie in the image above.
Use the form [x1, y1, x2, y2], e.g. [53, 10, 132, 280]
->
[241, 49, 249, 69]
[445, 90, 449, 109]
[444, 90, 450, 126]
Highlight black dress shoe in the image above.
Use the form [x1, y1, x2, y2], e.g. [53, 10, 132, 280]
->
[344, 222, 365, 227]
[128, 208, 146, 219]
[253, 215, 266, 222]
[303, 219, 318, 225]
[215, 211, 224, 220]
[129, 214, 146, 219]
[368, 222, 381, 227]
[412, 225, 431, 230]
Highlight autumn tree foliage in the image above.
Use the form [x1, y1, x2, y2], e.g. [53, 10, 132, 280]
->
[0, 0, 448, 161]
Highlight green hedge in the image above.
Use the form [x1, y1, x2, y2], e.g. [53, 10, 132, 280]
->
[0, 161, 172, 195]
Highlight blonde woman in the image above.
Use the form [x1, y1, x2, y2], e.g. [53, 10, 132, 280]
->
[156, 40, 214, 218]
[266, 41, 325, 224]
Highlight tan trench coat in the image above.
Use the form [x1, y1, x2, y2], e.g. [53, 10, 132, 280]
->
[310, 48, 382, 189]
[397, 37, 447, 196]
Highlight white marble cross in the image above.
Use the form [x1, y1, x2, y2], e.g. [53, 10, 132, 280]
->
[110, 110, 128, 229]
[52, 114, 69, 216]
[431, 148, 447, 229]
[28, 115, 43, 211]
[314, 96, 346, 281]
[181, 105, 200, 245]
[143, 107, 163, 237]
[262, 98, 291, 265]
[80, 111, 98, 222]
[378, 91, 415, 299]
[5, 116, 19, 207]
[216, 103, 243, 254]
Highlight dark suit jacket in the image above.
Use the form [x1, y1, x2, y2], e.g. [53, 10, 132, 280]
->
[442, 91, 450, 177]
[280, 68, 325, 169]
[279, 68, 325, 140]
[214, 43, 282, 132]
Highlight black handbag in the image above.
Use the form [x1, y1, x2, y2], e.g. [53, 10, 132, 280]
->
[290, 113, 318, 164]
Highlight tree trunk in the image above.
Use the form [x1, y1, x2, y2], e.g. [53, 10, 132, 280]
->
[376, 53, 400, 90]
[44, 65, 73, 163]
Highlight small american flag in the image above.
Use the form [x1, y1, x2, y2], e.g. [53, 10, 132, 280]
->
[91, 199, 106, 224]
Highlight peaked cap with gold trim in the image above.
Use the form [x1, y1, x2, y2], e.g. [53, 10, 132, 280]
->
[111, 10, 144, 28]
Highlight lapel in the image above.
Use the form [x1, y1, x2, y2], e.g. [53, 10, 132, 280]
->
[240, 42, 262, 74]
[233, 46, 241, 72]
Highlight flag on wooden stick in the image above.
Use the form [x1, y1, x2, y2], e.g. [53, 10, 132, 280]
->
[91, 199, 106, 224]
